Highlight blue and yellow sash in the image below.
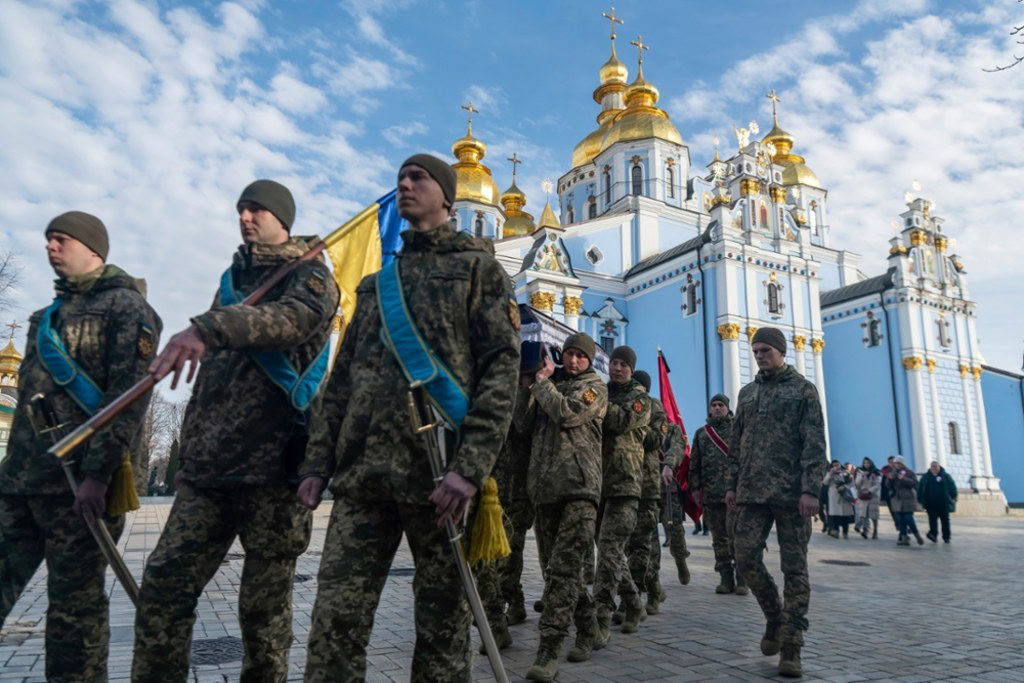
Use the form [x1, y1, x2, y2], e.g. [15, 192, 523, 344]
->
[376, 259, 469, 430]
[36, 299, 103, 416]
[219, 267, 330, 412]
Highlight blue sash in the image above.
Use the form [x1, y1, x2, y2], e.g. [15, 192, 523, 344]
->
[36, 299, 102, 416]
[219, 268, 330, 412]
[376, 259, 470, 430]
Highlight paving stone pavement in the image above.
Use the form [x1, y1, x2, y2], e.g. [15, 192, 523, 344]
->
[2, 500, 1022, 682]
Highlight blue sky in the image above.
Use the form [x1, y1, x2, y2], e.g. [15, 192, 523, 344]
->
[1, 0, 1022, 389]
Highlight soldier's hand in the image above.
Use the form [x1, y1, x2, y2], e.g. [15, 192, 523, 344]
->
[725, 489, 737, 512]
[298, 477, 326, 510]
[429, 472, 478, 527]
[150, 325, 205, 390]
[798, 493, 819, 518]
[662, 465, 675, 486]
[534, 358, 556, 382]
[73, 476, 108, 525]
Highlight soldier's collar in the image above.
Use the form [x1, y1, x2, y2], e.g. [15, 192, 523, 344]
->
[400, 221, 457, 251]
[237, 236, 315, 267]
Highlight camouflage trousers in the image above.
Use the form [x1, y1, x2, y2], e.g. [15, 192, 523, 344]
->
[654, 490, 689, 581]
[703, 502, 736, 573]
[533, 500, 597, 647]
[132, 482, 312, 682]
[734, 504, 812, 644]
[0, 494, 125, 683]
[305, 498, 471, 683]
[465, 497, 516, 629]
[501, 498, 535, 610]
[593, 496, 640, 617]
[624, 498, 659, 595]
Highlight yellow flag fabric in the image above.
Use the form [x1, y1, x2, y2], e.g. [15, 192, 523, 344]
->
[325, 206, 383, 338]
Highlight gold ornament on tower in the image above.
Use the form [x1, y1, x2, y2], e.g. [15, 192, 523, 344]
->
[760, 90, 822, 189]
[716, 323, 741, 340]
[451, 101, 500, 206]
[563, 296, 584, 315]
[811, 338, 826, 354]
[926, 357, 936, 373]
[902, 355, 923, 371]
[745, 326, 759, 341]
[792, 335, 806, 352]
[500, 152, 535, 236]
[530, 291, 556, 312]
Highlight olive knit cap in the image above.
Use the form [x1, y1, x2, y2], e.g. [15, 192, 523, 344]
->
[709, 393, 730, 408]
[751, 327, 786, 355]
[46, 211, 109, 262]
[611, 345, 637, 371]
[562, 332, 596, 364]
[238, 179, 296, 230]
[400, 153, 457, 208]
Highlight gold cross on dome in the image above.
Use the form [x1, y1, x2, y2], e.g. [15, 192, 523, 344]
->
[461, 100, 479, 125]
[766, 89, 781, 122]
[5, 320, 20, 340]
[630, 35, 649, 68]
[507, 153, 522, 179]
[601, 6, 624, 39]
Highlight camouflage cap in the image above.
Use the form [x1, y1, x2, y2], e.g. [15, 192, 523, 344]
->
[562, 332, 596, 363]
[238, 179, 296, 230]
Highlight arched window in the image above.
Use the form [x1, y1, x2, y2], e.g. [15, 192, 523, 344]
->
[588, 199, 597, 219]
[759, 203, 769, 228]
[603, 170, 611, 204]
[809, 201, 818, 234]
[767, 283, 780, 313]
[567, 204, 575, 224]
[948, 421, 961, 454]
[474, 216, 484, 237]
[666, 165, 675, 198]
[937, 316, 950, 347]
[631, 165, 642, 195]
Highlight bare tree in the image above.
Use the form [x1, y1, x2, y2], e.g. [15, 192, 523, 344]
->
[0, 249, 22, 315]
[134, 390, 188, 496]
[985, 1, 1024, 72]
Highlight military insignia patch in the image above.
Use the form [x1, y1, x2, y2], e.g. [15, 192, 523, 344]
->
[507, 298, 521, 332]
[632, 399, 645, 414]
[660, 422, 669, 433]
[137, 323, 155, 359]
[306, 270, 327, 297]
[583, 388, 597, 405]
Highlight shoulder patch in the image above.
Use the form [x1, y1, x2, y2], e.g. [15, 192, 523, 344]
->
[306, 269, 327, 297]
[507, 298, 521, 332]
[137, 322, 156, 359]
[583, 388, 597, 405]
[632, 399, 645, 414]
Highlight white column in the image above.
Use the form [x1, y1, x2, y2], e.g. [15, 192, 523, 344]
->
[926, 361, 946, 468]
[812, 339, 830, 458]
[960, 369, 982, 488]
[972, 368, 998, 489]
[719, 323, 741, 401]
[905, 356, 932, 471]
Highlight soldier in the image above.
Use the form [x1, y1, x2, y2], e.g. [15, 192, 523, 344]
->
[132, 180, 339, 681]
[0, 212, 161, 681]
[622, 370, 667, 616]
[689, 394, 748, 596]
[726, 327, 826, 678]
[593, 345, 650, 642]
[515, 332, 606, 682]
[297, 154, 520, 682]
[657, 422, 690, 584]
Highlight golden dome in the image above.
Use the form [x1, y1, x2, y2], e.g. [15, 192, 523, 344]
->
[599, 56, 682, 153]
[572, 121, 611, 169]
[0, 338, 22, 380]
[500, 180, 535, 237]
[451, 120, 500, 206]
[760, 93, 821, 189]
[599, 42, 628, 86]
[537, 200, 560, 230]
[781, 162, 822, 189]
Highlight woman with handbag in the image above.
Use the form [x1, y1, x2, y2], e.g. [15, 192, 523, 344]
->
[854, 458, 882, 539]
[918, 460, 958, 543]
[824, 460, 855, 538]
[887, 456, 923, 545]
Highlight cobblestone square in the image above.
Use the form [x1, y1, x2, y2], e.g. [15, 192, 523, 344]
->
[2, 501, 1021, 682]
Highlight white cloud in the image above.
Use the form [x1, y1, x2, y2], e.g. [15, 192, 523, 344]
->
[269, 69, 328, 114]
[382, 121, 428, 147]
[463, 85, 505, 112]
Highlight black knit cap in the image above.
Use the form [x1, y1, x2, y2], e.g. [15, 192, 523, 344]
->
[751, 327, 786, 355]
[46, 211, 109, 261]
[238, 179, 296, 230]
[562, 332, 596, 364]
[709, 393, 730, 408]
[400, 153, 457, 208]
[611, 345, 637, 371]
[634, 370, 652, 392]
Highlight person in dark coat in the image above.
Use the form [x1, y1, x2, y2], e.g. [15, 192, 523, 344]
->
[918, 460, 957, 543]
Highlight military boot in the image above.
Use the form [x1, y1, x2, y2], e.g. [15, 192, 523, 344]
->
[735, 571, 749, 596]
[760, 621, 782, 656]
[645, 589, 661, 615]
[676, 554, 691, 585]
[534, 599, 545, 612]
[566, 624, 596, 663]
[506, 596, 527, 626]
[778, 643, 803, 677]
[715, 569, 736, 594]
[526, 641, 561, 683]
[479, 619, 513, 654]
[621, 599, 643, 634]
[594, 613, 612, 650]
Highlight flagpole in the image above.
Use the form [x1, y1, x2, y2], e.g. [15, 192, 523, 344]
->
[48, 202, 381, 462]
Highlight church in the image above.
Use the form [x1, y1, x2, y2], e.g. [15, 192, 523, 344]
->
[442, 21, 1021, 512]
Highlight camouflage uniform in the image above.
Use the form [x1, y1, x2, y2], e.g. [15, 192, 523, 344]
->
[652, 423, 688, 584]
[593, 378, 649, 628]
[132, 237, 338, 682]
[689, 414, 738, 581]
[624, 397, 666, 604]
[728, 364, 827, 647]
[0, 265, 161, 682]
[499, 414, 535, 623]
[301, 223, 520, 683]
[515, 365, 606, 659]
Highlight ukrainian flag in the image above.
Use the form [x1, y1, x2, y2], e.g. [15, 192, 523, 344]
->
[323, 189, 407, 335]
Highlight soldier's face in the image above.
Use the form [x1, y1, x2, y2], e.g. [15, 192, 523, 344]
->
[709, 401, 728, 418]
[752, 342, 785, 371]
[562, 347, 590, 376]
[45, 231, 102, 277]
[238, 201, 288, 246]
[397, 165, 449, 226]
[609, 358, 633, 383]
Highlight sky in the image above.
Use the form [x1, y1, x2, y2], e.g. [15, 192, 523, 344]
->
[2, 0, 1023, 402]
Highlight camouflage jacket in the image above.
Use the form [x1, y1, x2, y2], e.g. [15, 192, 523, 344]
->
[727, 364, 827, 507]
[0, 265, 161, 496]
[601, 378, 651, 499]
[178, 236, 339, 487]
[516, 366, 607, 506]
[688, 414, 734, 504]
[640, 396, 668, 499]
[301, 223, 520, 504]
[663, 424, 686, 473]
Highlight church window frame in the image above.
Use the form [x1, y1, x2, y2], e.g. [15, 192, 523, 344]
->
[603, 168, 611, 205]
[937, 315, 951, 348]
[759, 202, 769, 229]
[666, 164, 675, 198]
[567, 204, 575, 224]
[600, 336, 616, 355]
[588, 197, 597, 219]
[683, 282, 698, 316]
[474, 213, 484, 237]
[767, 283, 780, 313]
[948, 421, 961, 454]
[809, 201, 819, 235]
[631, 164, 643, 196]
[585, 245, 604, 266]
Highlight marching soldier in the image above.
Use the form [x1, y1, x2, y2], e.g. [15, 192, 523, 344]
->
[132, 180, 339, 680]
[515, 333, 606, 682]
[0, 212, 161, 681]
[657, 422, 690, 584]
[726, 327, 826, 678]
[297, 154, 520, 682]
[593, 345, 650, 642]
[689, 394, 748, 596]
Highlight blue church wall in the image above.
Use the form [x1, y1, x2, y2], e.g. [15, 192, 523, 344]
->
[564, 228, 624, 275]
[981, 368, 1024, 504]
[657, 216, 697, 253]
[818, 263, 841, 292]
[932, 361, 974, 485]
[822, 314, 903, 464]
